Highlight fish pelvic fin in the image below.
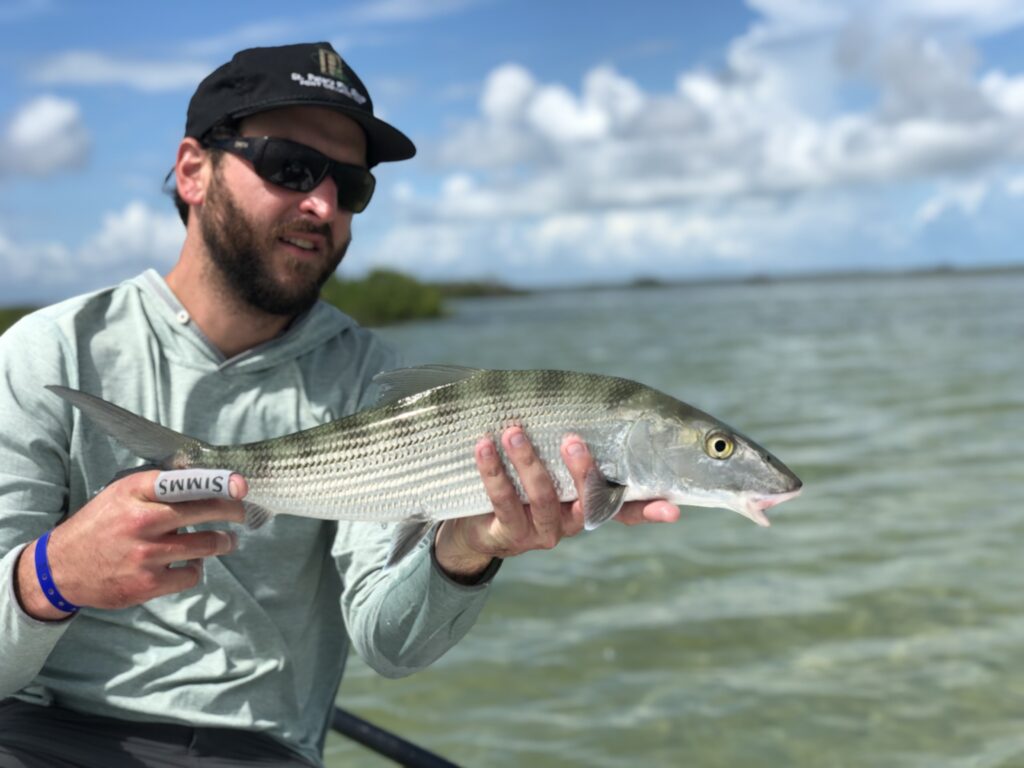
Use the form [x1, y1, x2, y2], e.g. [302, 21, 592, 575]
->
[242, 500, 275, 530]
[385, 514, 436, 569]
[46, 385, 200, 467]
[582, 468, 627, 531]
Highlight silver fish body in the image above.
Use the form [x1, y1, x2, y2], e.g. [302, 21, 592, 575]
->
[47, 366, 802, 565]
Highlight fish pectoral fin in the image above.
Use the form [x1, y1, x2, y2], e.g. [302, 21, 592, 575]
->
[582, 468, 628, 531]
[372, 365, 483, 405]
[385, 515, 437, 569]
[242, 500, 275, 530]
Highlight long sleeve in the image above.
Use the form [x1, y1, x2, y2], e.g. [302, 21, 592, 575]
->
[0, 278, 499, 763]
[0, 312, 77, 697]
[0, 546, 75, 696]
[332, 521, 497, 679]
[328, 359, 498, 679]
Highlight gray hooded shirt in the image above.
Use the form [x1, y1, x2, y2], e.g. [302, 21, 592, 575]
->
[0, 270, 493, 765]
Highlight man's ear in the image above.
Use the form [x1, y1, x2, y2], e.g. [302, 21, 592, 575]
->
[175, 138, 210, 208]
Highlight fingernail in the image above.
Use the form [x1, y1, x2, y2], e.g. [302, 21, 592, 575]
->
[223, 531, 238, 553]
[479, 442, 495, 459]
[229, 474, 243, 499]
[566, 441, 586, 457]
[509, 431, 526, 448]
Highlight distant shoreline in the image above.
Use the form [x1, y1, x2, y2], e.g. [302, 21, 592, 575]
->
[2, 262, 1021, 334]
[498, 262, 1024, 295]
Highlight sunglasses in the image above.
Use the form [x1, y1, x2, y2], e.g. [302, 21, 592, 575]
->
[204, 136, 376, 213]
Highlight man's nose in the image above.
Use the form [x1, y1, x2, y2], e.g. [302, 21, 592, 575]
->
[298, 176, 340, 220]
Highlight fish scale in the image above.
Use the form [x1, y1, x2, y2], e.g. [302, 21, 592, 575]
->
[238, 373, 635, 519]
[46, 366, 802, 567]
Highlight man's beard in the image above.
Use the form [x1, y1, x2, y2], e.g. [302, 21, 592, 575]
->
[200, 173, 350, 317]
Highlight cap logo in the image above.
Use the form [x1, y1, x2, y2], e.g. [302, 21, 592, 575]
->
[291, 48, 368, 106]
[318, 49, 345, 80]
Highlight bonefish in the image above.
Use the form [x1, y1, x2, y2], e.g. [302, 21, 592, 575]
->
[47, 365, 802, 566]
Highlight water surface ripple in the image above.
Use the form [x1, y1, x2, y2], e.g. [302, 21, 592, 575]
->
[324, 272, 1024, 767]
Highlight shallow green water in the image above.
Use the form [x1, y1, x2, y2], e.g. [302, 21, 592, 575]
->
[324, 272, 1024, 767]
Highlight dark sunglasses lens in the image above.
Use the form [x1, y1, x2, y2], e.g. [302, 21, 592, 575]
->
[257, 143, 328, 193]
[332, 166, 376, 213]
[237, 138, 374, 213]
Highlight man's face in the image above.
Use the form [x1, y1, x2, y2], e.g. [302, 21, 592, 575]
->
[199, 106, 367, 316]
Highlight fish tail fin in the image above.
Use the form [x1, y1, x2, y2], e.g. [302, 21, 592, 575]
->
[46, 385, 200, 467]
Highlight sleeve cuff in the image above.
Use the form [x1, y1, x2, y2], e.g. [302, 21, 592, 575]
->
[5, 543, 77, 627]
[429, 542, 502, 589]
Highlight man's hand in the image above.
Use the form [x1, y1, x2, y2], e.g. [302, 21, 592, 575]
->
[434, 427, 680, 579]
[15, 470, 247, 621]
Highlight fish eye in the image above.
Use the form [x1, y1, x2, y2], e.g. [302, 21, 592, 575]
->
[705, 432, 735, 460]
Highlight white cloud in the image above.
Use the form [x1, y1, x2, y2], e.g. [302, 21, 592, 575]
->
[391, 180, 416, 203]
[750, 0, 1024, 38]
[875, 0, 1024, 35]
[1, 96, 90, 176]
[524, 210, 748, 266]
[12, 1, 1024, 289]
[80, 202, 184, 270]
[0, 202, 183, 303]
[473, 62, 646, 146]
[369, 221, 479, 274]
[1005, 175, 1024, 195]
[32, 51, 210, 92]
[481, 64, 535, 122]
[914, 181, 990, 226]
[0, 228, 73, 287]
[584, 66, 646, 129]
[348, 0, 490, 24]
[526, 85, 608, 143]
[423, 0, 1024, 281]
[365, 192, 867, 283]
[363, 2, 1024, 282]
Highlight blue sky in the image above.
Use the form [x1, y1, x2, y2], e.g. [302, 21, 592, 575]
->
[4, 0, 1024, 304]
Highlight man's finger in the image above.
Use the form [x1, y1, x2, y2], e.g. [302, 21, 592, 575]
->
[115, 470, 248, 532]
[151, 530, 238, 565]
[164, 497, 248, 529]
[558, 434, 595, 535]
[503, 427, 561, 545]
[154, 559, 205, 597]
[153, 469, 245, 502]
[475, 436, 528, 539]
[641, 501, 681, 524]
[615, 500, 681, 526]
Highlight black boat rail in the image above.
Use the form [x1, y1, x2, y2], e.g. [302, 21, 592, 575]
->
[331, 705, 460, 767]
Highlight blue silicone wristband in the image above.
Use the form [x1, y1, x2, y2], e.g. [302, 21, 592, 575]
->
[34, 531, 80, 613]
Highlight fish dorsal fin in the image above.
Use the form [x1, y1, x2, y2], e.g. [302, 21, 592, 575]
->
[373, 365, 483, 405]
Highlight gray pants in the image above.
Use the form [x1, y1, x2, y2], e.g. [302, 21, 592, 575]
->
[0, 699, 318, 768]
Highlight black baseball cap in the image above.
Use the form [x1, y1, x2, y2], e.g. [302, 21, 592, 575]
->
[185, 42, 415, 166]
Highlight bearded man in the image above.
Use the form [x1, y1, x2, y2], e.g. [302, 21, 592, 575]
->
[0, 43, 677, 768]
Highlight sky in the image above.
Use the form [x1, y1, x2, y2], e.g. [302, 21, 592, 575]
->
[4, 0, 1024, 304]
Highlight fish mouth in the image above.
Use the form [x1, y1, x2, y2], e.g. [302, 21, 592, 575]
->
[736, 488, 803, 527]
